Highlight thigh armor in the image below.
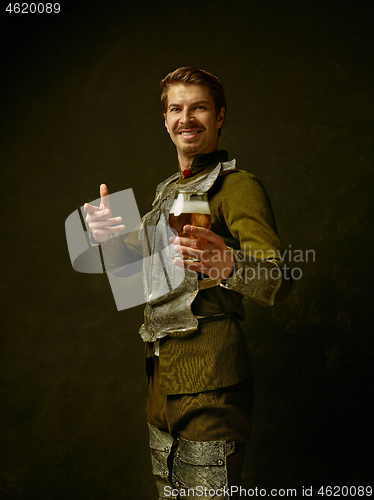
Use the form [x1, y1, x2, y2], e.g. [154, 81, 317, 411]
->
[148, 424, 177, 499]
[172, 436, 233, 500]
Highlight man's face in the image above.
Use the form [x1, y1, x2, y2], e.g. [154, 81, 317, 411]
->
[163, 84, 225, 162]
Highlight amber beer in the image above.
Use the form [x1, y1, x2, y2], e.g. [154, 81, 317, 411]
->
[169, 192, 211, 238]
[169, 212, 211, 237]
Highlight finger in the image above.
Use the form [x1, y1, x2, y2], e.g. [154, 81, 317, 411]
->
[171, 236, 211, 252]
[90, 217, 123, 228]
[84, 202, 101, 214]
[173, 258, 209, 275]
[173, 258, 201, 270]
[94, 225, 125, 235]
[86, 209, 114, 223]
[100, 184, 111, 211]
[182, 225, 222, 245]
[173, 258, 225, 280]
[173, 244, 205, 261]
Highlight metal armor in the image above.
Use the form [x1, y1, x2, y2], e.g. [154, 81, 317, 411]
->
[149, 424, 236, 500]
[172, 436, 234, 499]
[138, 160, 282, 344]
[148, 424, 177, 499]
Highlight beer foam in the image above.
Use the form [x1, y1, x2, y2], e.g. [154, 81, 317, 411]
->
[170, 200, 210, 215]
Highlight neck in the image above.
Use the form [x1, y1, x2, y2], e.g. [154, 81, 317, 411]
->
[177, 153, 193, 172]
[177, 147, 218, 172]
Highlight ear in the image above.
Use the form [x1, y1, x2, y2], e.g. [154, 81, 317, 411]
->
[217, 107, 225, 129]
[163, 113, 170, 134]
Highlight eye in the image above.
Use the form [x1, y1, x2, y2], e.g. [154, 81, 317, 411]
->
[196, 105, 206, 110]
[170, 107, 180, 112]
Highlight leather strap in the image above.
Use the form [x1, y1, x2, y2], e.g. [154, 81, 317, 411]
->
[198, 277, 221, 290]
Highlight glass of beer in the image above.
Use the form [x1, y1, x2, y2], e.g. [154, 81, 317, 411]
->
[169, 191, 211, 261]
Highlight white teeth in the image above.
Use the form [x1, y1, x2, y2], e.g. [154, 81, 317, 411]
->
[181, 131, 199, 136]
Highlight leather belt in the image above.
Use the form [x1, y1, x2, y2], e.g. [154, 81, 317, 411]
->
[198, 277, 221, 290]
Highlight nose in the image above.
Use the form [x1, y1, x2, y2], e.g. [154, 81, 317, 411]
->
[180, 108, 194, 125]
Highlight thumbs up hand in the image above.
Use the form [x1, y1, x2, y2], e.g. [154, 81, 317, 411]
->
[84, 184, 125, 243]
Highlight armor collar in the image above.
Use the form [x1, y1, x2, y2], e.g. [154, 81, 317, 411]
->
[178, 150, 229, 183]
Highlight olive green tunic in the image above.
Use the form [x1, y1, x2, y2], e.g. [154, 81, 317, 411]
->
[99, 150, 289, 395]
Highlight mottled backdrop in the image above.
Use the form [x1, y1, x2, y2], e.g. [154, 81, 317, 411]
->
[1, 0, 373, 498]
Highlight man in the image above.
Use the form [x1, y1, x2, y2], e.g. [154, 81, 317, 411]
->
[84, 67, 291, 499]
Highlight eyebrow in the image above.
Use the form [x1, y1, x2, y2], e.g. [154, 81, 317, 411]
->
[168, 100, 210, 109]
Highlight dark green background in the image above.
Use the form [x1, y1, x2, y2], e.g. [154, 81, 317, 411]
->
[1, 0, 373, 498]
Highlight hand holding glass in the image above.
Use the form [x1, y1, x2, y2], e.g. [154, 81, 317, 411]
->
[169, 191, 211, 261]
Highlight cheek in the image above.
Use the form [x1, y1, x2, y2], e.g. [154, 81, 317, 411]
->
[167, 120, 177, 133]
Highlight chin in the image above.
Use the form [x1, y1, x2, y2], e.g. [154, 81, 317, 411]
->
[182, 145, 200, 155]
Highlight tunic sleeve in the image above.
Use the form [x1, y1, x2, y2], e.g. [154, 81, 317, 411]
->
[89, 223, 144, 273]
[218, 172, 291, 305]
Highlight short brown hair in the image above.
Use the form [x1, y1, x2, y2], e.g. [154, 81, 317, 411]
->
[160, 67, 226, 119]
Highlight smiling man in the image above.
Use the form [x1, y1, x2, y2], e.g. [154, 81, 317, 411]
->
[163, 83, 225, 168]
[84, 67, 291, 500]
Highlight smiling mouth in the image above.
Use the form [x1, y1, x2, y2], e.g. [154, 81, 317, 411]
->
[179, 130, 201, 137]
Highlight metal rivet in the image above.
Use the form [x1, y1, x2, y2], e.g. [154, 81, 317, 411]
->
[164, 447, 169, 452]
[175, 482, 179, 487]
[218, 459, 223, 465]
